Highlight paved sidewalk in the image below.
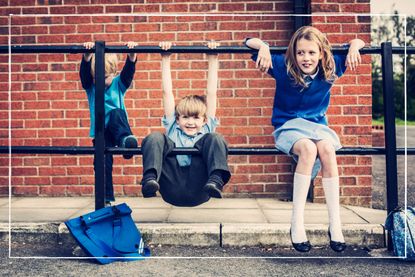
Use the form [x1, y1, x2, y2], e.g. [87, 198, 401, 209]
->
[0, 197, 387, 248]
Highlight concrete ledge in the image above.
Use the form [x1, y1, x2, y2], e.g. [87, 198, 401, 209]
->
[1, 222, 385, 248]
[0, 223, 60, 243]
[57, 223, 221, 247]
[140, 223, 220, 246]
[221, 224, 385, 248]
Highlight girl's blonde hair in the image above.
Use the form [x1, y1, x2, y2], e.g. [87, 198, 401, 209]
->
[175, 95, 207, 119]
[285, 26, 336, 88]
[90, 53, 119, 77]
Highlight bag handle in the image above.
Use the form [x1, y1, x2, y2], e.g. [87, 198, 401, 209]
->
[81, 204, 131, 227]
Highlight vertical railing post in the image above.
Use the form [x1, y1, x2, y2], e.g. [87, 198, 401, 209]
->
[293, 0, 310, 31]
[94, 41, 106, 210]
[381, 42, 399, 250]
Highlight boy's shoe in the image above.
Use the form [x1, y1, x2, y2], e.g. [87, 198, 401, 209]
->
[121, 135, 138, 159]
[203, 182, 223, 199]
[105, 201, 112, 207]
[141, 179, 160, 198]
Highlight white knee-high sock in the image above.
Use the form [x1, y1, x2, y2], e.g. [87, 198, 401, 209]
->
[291, 172, 311, 243]
[322, 176, 345, 242]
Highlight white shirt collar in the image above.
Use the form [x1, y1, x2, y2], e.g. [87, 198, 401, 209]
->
[303, 67, 319, 80]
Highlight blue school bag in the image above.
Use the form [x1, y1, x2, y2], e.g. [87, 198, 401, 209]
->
[65, 203, 150, 264]
[385, 206, 415, 261]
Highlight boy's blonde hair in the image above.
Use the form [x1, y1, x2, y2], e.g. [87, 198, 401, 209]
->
[90, 53, 119, 77]
[285, 26, 336, 88]
[175, 95, 207, 119]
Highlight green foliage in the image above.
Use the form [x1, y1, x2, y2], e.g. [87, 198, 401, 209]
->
[372, 117, 415, 126]
[371, 13, 415, 121]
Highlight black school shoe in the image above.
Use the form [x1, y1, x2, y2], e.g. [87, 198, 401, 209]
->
[121, 135, 138, 159]
[203, 182, 223, 198]
[328, 229, 347, 252]
[290, 229, 312, 252]
[141, 179, 160, 198]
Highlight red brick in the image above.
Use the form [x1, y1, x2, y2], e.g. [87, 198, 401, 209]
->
[38, 35, 65, 44]
[234, 184, 264, 193]
[341, 4, 370, 13]
[312, 4, 340, 12]
[79, 176, 94, 185]
[40, 186, 66, 196]
[10, 0, 36, 6]
[343, 126, 371, 135]
[67, 185, 93, 196]
[247, 3, 274, 11]
[50, 6, 76, 14]
[342, 166, 371, 175]
[25, 177, 50, 185]
[12, 186, 39, 196]
[133, 5, 160, 13]
[123, 185, 140, 196]
[327, 16, 356, 23]
[218, 3, 245, 12]
[23, 157, 50, 167]
[342, 186, 371, 196]
[105, 5, 132, 13]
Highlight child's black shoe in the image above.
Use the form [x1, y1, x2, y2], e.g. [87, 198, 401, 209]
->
[203, 182, 223, 198]
[141, 179, 160, 198]
[121, 135, 138, 159]
[328, 229, 346, 252]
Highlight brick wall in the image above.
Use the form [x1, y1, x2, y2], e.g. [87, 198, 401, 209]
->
[0, 0, 373, 207]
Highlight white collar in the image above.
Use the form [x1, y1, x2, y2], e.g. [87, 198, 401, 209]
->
[303, 67, 319, 80]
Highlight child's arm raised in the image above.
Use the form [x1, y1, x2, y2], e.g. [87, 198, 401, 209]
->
[206, 41, 220, 119]
[120, 41, 138, 89]
[83, 42, 94, 62]
[127, 41, 137, 62]
[346, 38, 365, 71]
[160, 42, 175, 119]
[79, 42, 94, 90]
[245, 38, 273, 73]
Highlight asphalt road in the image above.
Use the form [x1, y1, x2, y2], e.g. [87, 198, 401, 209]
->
[372, 126, 415, 209]
[1, 242, 414, 276]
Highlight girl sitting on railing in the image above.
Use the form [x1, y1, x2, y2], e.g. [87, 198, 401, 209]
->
[245, 26, 365, 253]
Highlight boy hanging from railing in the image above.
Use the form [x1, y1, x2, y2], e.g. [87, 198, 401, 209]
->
[140, 41, 231, 207]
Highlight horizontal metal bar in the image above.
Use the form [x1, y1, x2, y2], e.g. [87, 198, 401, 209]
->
[0, 146, 414, 155]
[1, 45, 414, 55]
[0, 45, 90, 54]
[0, 146, 95, 154]
[391, 46, 415, 55]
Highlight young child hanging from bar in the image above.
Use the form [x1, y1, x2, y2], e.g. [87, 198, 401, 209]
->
[140, 41, 231, 207]
[80, 41, 138, 206]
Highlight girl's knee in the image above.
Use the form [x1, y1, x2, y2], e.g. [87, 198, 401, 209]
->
[317, 141, 336, 160]
[295, 139, 317, 159]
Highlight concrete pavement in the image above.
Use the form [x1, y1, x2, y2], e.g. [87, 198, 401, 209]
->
[0, 197, 387, 248]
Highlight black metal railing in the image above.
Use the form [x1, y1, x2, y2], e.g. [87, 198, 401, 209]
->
[1, 44, 414, 244]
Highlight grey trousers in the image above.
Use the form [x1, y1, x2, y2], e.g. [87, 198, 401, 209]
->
[141, 132, 231, 207]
